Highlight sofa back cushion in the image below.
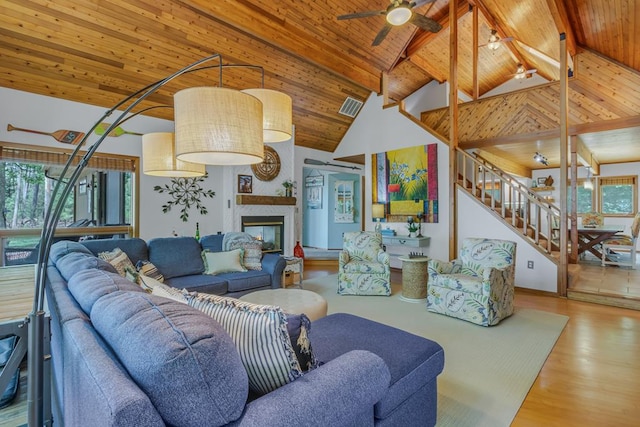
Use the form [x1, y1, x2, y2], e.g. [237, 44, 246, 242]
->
[68, 269, 144, 315]
[50, 240, 94, 264]
[82, 238, 149, 266]
[91, 291, 247, 427]
[200, 234, 224, 252]
[55, 252, 117, 282]
[148, 237, 204, 279]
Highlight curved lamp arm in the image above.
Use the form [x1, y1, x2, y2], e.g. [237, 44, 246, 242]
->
[28, 54, 223, 427]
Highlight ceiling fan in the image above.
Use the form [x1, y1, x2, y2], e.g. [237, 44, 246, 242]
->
[510, 63, 537, 79]
[337, 0, 441, 46]
[479, 29, 514, 50]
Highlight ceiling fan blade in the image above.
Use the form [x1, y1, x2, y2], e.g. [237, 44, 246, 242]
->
[372, 23, 393, 46]
[337, 10, 385, 20]
[409, 14, 442, 33]
[479, 37, 514, 48]
[411, 0, 437, 6]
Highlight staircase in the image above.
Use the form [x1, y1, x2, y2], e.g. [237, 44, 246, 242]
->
[456, 148, 561, 264]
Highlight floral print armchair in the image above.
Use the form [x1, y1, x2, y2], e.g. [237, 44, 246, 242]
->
[338, 231, 391, 296]
[427, 238, 517, 326]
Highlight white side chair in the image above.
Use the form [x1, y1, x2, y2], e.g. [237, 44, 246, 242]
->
[601, 212, 640, 269]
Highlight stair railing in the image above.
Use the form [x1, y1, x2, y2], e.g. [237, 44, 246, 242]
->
[456, 148, 561, 255]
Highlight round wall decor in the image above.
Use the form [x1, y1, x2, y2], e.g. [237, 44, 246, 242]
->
[251, 145, 281, 181]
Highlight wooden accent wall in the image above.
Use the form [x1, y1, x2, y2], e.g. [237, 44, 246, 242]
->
[420, 50, 640, 144]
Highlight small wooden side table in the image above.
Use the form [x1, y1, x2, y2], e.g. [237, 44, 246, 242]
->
[398, 256, 429, 302]
[282, 256, 304, 287]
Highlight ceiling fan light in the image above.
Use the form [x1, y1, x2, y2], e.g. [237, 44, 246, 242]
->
[386, 5, 412, 26]
[487, 31, 501, 50]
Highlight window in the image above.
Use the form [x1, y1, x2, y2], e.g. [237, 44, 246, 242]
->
[598, 176, 636, 216]
[1, 143, 137, 230]
[568, 178, 594, 214]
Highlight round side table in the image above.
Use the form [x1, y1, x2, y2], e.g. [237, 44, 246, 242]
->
[398, 256, 430, 302]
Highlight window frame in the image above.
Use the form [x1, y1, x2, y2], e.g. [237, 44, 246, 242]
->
[597, 175, 637, 217]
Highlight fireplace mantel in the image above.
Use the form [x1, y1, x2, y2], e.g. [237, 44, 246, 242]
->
[236, 195, 297, 206]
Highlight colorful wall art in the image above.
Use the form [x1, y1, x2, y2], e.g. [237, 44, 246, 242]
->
[371, 144, 438, 223]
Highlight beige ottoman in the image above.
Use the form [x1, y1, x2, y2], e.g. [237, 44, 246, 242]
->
[239, 289, 328, 321]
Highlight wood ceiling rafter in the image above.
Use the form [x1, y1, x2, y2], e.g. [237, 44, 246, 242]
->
[544, 0, 578, 57]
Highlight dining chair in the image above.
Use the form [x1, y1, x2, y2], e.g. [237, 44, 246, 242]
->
[601, 212, 640, 269]
[582, 211, 604, 227]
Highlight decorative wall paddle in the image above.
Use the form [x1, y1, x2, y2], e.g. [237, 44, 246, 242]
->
[7, 123, 85, 144]
[94, 122, 142, 137]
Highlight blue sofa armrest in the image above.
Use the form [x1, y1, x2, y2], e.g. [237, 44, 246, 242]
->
[261, 253, 287, 288]
[232, 350, 390, 426]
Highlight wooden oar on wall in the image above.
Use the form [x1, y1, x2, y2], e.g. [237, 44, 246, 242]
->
[7, 124, 85, 144]
[94, 122, 143, 137]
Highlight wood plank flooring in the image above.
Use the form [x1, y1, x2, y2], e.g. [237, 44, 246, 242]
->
[2, 263, 639, 426]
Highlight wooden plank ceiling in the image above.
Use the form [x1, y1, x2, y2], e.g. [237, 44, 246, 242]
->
[0, 0, 638, 171]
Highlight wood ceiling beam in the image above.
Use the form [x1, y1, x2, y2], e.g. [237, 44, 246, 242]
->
[460, 115, 640, 149]
[545, 0, 578, 57]
[476, 149, 532, 177]
[575, 139, 600, 175]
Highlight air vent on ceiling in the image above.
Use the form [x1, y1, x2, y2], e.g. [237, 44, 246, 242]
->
[338, 96, 363, 118]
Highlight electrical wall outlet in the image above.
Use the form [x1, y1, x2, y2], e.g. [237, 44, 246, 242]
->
[527, 260, 534, 269]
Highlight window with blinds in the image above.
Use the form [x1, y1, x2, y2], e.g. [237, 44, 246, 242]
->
[599, 175, 637, 216]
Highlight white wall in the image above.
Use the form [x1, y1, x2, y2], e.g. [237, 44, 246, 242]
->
[333, 92, 451, 263]
[457, 189, 558, 292]
[0, 87, 225, 241]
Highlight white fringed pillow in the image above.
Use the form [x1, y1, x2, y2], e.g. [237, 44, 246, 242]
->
[201, 248, 247, 275]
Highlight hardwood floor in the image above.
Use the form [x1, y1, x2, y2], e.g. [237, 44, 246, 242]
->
[305, 262, 640, 427]
[1, 263, 639, 426]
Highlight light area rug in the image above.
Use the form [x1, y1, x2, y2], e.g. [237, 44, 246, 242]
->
[301, 274, 569, 427]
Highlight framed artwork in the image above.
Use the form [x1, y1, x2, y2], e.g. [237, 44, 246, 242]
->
[371, 143, 439, 223]
[305, 174, 324, 187]
[537, 177, 547, 185]
[307, 186, 322, 209]
[238, 174, 253, 194]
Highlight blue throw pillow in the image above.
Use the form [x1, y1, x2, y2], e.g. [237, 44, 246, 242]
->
[286, 313, 319, 372]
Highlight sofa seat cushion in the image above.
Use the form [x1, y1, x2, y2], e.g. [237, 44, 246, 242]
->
[91, 291, 248, 427]
[432, 273, 483, 294]
[311, 313, 445, 420]
[148, 237, 204, 279]
[341, 260, 388, 274]
[218, 270, 272, 292]
[165, 274, 228, 295]
[68, 268, 144, 314]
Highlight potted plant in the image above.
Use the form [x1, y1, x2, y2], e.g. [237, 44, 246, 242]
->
[407, 217, 418, 237]
[282, 179, 296, 197]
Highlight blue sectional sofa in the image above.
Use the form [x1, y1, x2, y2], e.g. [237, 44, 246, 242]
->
[44, 238, 445, 426]
[80, 234, 286, 297]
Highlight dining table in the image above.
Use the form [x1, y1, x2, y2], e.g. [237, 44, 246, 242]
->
[573, 224, 625, 263]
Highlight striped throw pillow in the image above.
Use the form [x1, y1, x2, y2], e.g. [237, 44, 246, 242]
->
[187, 293, 302, 395]
[98, 248, 135, 277]
[136, 260, 164, 282]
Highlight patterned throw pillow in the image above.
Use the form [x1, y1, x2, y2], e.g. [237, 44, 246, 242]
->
[286, 313, 319, 372]
[186, 292, 302, 395]
[229, 241, 263, 271]
[201, 249, 247, 275]
[98, 248, 135, 278]
[150, 281, 188, 303]
[135, 260, 164, 282]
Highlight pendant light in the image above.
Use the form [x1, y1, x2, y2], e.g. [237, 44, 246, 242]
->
[174, 87, 264, 165]
[142, 132, 205, 177]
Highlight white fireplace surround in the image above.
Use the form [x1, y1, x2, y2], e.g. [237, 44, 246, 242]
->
[221, 141, 298, 256]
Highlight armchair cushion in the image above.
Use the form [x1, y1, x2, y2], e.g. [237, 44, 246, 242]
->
[338, 231, 391, 296]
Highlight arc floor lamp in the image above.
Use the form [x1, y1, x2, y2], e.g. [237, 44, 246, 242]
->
[27, 53, 292, 426]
